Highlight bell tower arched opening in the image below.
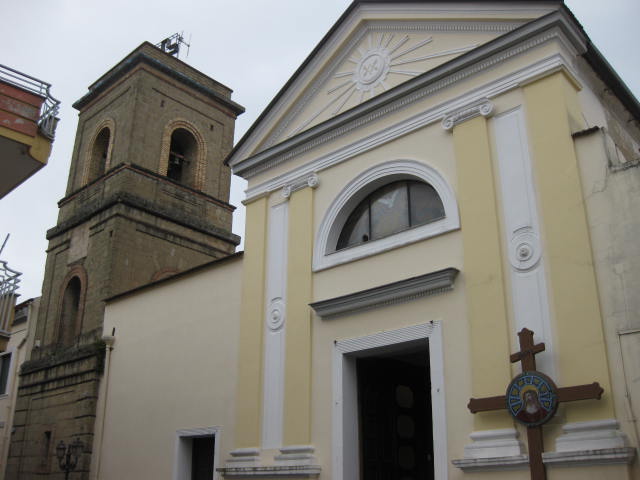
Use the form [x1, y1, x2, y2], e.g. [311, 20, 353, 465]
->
[58, 276, 82, 347]
[88, 126, 111, 183]
[167, 128, 198, 187]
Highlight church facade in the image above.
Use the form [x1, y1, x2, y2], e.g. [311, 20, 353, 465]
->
[218, 2, 639, 478]
[13, 1, 640, 480]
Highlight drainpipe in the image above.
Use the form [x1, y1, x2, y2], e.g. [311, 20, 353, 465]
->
[93, 333, 115, 480]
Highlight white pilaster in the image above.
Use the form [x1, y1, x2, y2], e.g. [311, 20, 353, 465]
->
[261, 201, 289, 449]
[492, 107, 556, 378]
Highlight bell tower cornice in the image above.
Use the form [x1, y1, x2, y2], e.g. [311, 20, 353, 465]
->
[73, 42, 244, 116]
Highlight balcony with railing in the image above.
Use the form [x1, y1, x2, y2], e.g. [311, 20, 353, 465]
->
[0, 64, 60, 198]
[0, 262, 21, 352]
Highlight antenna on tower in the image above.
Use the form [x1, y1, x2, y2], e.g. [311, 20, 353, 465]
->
[155, 32, 191, 59]
[0, 234, 9, 257]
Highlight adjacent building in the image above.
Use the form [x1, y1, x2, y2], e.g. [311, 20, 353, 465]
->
[0, 64, 59, 198]
[0, 298, 40, 480]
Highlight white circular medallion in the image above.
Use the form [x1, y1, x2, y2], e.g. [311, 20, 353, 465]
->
[267, 299, 285, 331]
[354, 48, 390, 92]
[509, 230, 541, 271]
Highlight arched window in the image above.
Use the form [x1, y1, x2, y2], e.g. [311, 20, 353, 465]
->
[58, 276, 82, 347]
[337, 180, 444, 250]
[88, 127, 111, 183]
[313, 160, 460, 271]
[167, 128, 198, 187]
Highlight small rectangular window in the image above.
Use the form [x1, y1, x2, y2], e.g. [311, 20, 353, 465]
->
[0, 352, 12, 395]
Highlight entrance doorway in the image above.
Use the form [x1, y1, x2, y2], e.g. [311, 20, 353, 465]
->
[357, 349, 433, 480]
[333, 322, 446, 480]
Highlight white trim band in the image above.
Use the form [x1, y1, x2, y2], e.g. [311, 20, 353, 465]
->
[310, 268, 459, 318]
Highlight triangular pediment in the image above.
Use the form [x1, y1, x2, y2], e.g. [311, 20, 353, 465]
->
[229, 2, 560, 171]
[270, 23, 509, 144]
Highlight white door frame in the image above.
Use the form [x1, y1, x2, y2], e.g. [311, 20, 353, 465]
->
[174, 427, 221, 480]
[332, 321, 447, 480]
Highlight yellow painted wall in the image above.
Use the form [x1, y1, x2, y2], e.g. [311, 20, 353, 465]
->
[283, 187, 314, 446]
[234, 198, 268, 448]
[524, 73, 613, 422]
[452, 115, 513, 430]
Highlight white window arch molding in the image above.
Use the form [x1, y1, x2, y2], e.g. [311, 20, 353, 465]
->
[314, 160, 460, 271]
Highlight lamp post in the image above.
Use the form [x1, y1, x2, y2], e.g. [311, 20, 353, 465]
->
[55, 438, 83, 480]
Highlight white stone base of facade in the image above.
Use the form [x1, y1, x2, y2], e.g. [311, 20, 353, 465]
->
[543, 447, 636, 467]
[274, 445, 318, 466]
[463, 428, 525, 458]
[219, 446, 321, 478]
[452, 455, 530, 472]
[543, 419, 636, 467]
[219, 465, 321, 478]
[554, 419, 630, 452]
[452, 429, 529, 471]
[223, 448, 261, 467]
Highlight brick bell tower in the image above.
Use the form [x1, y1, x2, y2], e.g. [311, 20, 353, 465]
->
[6, 42, 244, 479]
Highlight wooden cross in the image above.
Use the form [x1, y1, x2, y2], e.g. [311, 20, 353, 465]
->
[466, 328, 604, 480]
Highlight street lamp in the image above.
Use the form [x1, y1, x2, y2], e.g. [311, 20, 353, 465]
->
[55, 438, 83, 480]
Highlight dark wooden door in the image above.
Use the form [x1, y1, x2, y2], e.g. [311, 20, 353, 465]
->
[357, 354, 433, 480]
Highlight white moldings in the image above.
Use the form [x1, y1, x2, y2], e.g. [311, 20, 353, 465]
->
[230, 7, 571, 166]
[267, 299, 285, 332]
[313, 160, 459, 271]
[463, 429, 526, 459]
[261, 202, 289, 449]
[219, 465, 321, 478]
[492, 107, 556, 378]
[310, 268, 459, 318]
[281, 173, 319, 199]
[174, 427, 221, 480]
[441, 98, 494, 130]
[274, 445, 319, 467]
[553, 419, 631, 452]
[451, 455, 529, 472]
[287, 34, 478, 138]
[241, 53, 576, 202]
[542, 448, 636, 467]
[236, 17, 524, 161]
[232, 12, 586, 178]
[224, 448, 261, 468]
[333, 322, 447, 480]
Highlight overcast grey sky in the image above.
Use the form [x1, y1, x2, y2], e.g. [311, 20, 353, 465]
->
[1, 0, 638, 301]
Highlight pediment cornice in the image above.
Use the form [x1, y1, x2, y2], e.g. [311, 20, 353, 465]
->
[231, 9, 587, 181]
[228, 2, 566, 171]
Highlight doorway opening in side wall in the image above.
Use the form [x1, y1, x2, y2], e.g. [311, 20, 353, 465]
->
[174, 427, 220, 480]
[357, 347, 433, 480]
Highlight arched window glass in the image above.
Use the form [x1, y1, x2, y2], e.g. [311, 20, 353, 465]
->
[59, 277, 82, 347]
[337, 180, 444, 250]
[167, 128, 197, 186]
[88, 127, 111, 182]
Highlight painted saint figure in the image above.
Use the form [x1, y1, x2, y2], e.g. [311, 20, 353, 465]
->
[516, 389, 547, 424]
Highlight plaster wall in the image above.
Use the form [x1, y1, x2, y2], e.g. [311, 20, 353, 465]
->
[97, 256, 242, 480]
[574, 130, 640, 474]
